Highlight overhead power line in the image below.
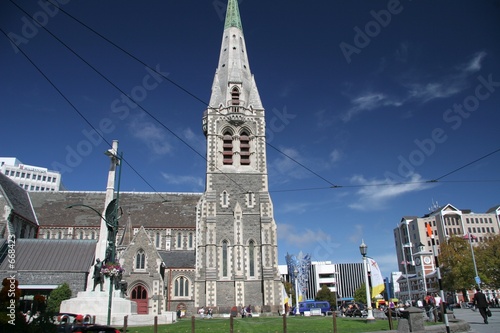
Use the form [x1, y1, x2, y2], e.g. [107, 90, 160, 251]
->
[35, 0, 340, 188]
[4, 1, 499, 196]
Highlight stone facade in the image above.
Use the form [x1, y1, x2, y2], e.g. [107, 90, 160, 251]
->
[195, 0, 281, 313]
[119, 226, 165, 315]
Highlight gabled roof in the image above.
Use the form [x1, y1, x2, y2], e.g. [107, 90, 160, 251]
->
[0, 172, 37, 224]
[29, 191, 201, 229]
[0, 239, 96, 271]
[159, 250, 195, 269]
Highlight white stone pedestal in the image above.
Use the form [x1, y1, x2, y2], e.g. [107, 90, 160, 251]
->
[60, 291, 176, 326]
[60, 290, 137, 325]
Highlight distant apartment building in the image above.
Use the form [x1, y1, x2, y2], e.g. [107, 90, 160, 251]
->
[279, 261, 364, 304]
[0, 157, 63, 192]
[335, 262, 365, 302]
[394, 203, 500, 303]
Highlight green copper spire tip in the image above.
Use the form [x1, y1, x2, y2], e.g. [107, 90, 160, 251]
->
[224, 0, 243, 31]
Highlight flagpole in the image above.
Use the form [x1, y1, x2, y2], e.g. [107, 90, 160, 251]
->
[427, 223, 450, 333]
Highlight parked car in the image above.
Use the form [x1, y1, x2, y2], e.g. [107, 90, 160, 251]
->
[344, 302, 367, 317]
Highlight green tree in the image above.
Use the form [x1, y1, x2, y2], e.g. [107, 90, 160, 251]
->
[315, 285, 336, 306]
[354, 283, 367, 305]
[46, 283, 71, 314]
[475, 234, 500, 289]
[439, 236, 477, 300]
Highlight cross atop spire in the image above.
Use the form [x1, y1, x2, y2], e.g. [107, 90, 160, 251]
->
[224, 0, 243, 31]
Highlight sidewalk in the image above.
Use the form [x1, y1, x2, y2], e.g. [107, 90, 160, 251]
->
[451, 307, 499, 333]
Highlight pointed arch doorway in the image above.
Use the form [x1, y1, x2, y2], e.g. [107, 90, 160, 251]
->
[131, 284, 148, 314]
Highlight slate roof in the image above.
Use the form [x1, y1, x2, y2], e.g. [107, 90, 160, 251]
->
[0, 239, 96, 271]
[158, 250, 195, 269]
[29, 191, 202, 229]
[0, 172, 37, 224]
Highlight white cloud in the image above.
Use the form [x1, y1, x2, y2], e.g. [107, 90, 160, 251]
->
[406, 51, 487, 103]
[341, 51, 488, 120]
[348, 173, 434, 211]
[342, 92, 402, 122]
[407, 81, 464, 102]
[278, 223, 334, 247]
[130, 119, 171, 155]
[182, 127, 206, 153]
[269, 147, 310, 180]
[161, 172, 203, 188]
[329, 149, 342, 164]
[462, 51, 487, 73]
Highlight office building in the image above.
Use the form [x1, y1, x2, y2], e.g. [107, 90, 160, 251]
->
[0, 157, 63, 192]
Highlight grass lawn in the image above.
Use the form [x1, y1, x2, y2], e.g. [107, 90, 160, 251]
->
[123, 316, 398, 333]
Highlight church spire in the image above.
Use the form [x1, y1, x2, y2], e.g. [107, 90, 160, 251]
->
[207, 0, 263, 111]
[224, 0, 243, 31]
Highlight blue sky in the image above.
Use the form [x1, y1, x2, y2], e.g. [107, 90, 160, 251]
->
[1, 0, 499, 277]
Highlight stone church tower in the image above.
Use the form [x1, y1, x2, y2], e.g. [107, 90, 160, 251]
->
[195, 0, 282, 313]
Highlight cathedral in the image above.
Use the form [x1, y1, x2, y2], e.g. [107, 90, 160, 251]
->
[0, 0, 282, 316]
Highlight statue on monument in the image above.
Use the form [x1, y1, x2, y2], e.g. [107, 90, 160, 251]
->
[92, 258, 104, 292]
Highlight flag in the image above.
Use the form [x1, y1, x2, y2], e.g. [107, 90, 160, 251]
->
[426, 223, 433, 238]
[463, 233, 477, 240]
[368, 257, 385, 298]
[298, 287, 304, 303]
[281, 284, 289, 305]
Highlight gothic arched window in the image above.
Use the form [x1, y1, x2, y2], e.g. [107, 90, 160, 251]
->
[240, 131, 250, 165]
[223, 131, 233, 165]
[231, 87, 240, 106]
[249, 240, 255, 277]
[222, 240, 228, 277]
[155, 232, 160, 248]
[136, 249, 146, 270]
[174, 276, 190, 297]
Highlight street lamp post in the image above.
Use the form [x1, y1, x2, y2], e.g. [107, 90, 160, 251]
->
[359, 240, 375, 322]
[466, 233, 481, 289]
[294, 267, 300, 315]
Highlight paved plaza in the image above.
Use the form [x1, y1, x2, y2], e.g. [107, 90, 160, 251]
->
[449, 307, 499, 333]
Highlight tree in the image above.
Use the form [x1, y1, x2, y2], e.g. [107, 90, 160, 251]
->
[315, 285, 336, 306]
[438, 236, 477, 299]
[46, 283, 71, 314]
[475, 234, 500, 289]
[354, 283, 367, 305]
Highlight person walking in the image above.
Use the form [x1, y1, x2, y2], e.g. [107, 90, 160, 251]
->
[472, 287, 489, 324]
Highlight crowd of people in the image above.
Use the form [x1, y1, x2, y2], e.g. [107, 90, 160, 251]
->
[195, 304, 253, 319]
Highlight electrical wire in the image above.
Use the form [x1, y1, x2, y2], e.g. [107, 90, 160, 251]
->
[36, 0, 340, 188]
[6, 0, 250, 195]
[4, 1, 499, 195]
[0, 27, 167, 201]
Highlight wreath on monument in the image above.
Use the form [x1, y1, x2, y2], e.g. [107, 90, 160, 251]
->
[101, 262, 124, 277]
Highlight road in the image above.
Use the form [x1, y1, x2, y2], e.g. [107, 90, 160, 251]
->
[451, 307, 499, 333]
